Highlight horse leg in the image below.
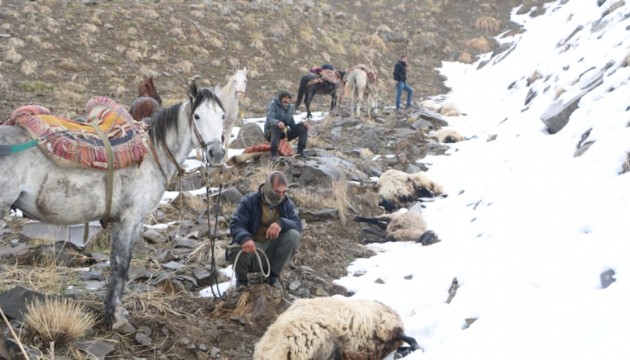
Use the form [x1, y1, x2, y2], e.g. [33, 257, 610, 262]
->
[105, 217, 143, 333]
[305, 92, 313, 118]
[330, 89, 337, 111]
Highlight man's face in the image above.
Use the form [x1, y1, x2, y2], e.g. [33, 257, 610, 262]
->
[281, 96, 291, 107]
[272, 179, 287, 198]
[402, 56, 408, 64]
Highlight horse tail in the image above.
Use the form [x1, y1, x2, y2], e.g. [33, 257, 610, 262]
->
[344, 71, 356, 100]
[295, 75, 309, 109]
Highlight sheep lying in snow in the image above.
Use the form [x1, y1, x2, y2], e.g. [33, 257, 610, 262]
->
[354, 210, 440, 245]
[433, 128, 464, 143]
[377, 169, 445, 212]
[253, 297, 421, 360]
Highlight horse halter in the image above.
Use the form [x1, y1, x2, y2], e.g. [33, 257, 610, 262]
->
[189, 89, 226, 166]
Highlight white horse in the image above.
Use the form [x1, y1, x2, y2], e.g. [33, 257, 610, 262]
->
[214, 67, 247, 161]
[341, 67, 377, 118]
[0, 81, 225, 332]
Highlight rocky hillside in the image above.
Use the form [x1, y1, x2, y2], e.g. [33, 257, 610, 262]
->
[0, 0, 555, 359]
[0, 0, 548, 118]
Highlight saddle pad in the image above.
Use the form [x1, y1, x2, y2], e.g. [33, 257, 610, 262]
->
[243, 140, 294, 156]
[319, 69, 340, 84]
[5, 97, 148, 170]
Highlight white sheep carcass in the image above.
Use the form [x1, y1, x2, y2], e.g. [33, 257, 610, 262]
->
[377, 169, 445, 212]
[253, 297, 421, 360]
[433, 128, 464, 143]
[354, 209, 440, 245]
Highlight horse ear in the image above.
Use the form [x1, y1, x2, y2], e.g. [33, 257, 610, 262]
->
[188, 80, 198, 98]
[242, 66, 247, 73]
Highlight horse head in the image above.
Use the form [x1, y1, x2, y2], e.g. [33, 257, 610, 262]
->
[139, 76, 162, 105]
[232, 67, 248, 101]
[188, 81, 225, 166]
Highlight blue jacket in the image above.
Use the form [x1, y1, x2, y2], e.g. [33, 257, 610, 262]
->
[393, 60, 407, 82]
[229, 185, 302, 245]
[264, 97, 297, 137]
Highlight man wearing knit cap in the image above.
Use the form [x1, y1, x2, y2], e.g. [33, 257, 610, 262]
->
[227, 171, 302, 290]
[264, 90, 310, 160]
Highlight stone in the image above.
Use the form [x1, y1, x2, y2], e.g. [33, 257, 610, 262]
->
[231, 122, 264, 148]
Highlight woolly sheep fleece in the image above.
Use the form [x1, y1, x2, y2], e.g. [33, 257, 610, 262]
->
[433, 128, 464, 143]
[377, 169, 444, 210]
[253, 297, 408, 360]
[383, 210, 428, 241]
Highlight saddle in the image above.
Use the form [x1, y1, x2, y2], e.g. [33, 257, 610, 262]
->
[343, 64, 378, 84]
[5, 97, 149, 170]
[306, 69, 341, 87]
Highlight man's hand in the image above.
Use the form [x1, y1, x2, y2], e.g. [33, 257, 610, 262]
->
[276, 122, 286, 130]
[241, 239, 256, 253]
[303, 120, 311, 129]
[266, 222, 281, 240]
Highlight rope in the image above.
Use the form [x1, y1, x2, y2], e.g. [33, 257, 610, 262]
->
[204, 159, 224, 299]
[227, 244, 271, 284]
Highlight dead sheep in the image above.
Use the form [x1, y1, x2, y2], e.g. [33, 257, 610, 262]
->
[439, 101, 462, 116]
[252, 297, 422, 360]
[354, 210, 440, 245]
[433, 128, 464, 143]
[377, 169, 445, 212]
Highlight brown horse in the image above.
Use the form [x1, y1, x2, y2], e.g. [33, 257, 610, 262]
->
[129, 76, 162, 121]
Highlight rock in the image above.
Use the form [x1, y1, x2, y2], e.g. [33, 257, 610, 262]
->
[300, 208, 338, 222]
[231, 122, 264, 148]
[600, 268, 616, 289]
[212, 186, 243, 205]
[135, 332, 152, 346]
[0, 286, 49, 322]
[297, 163, 345, 187]
[76, 339, 117, 360]
[163, 261, 185, 271]
[288, 280, 302, 291]
[143, 229, 167, 244]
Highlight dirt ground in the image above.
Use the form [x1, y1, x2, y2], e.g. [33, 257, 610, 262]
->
[0, 0, 552, 358]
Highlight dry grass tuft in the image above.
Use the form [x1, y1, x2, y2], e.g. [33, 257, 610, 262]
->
[123, 290, 189, 319]
[177, 60, 194, 74]
[58, 58, 79, 72]
[465, 37, 492, 52]
[25, 297, 97, 345]
[248, 163, 276, 192]
[474, 16, 501, 33]
[208, 35, 223, 48]
[363, 33, 388, 51]
[20, 60, 37, 76]
[5, 48, 22, 63]
[359, 147, 375, 160]
[8, 37, 26, 48]
[291, 180, 349, 225]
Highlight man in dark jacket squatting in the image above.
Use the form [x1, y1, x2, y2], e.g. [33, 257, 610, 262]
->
[227, 171, 302, 290]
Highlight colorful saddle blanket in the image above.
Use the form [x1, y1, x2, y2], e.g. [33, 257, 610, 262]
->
[306, 69, 341, 87]
[5, 97, 148, 170]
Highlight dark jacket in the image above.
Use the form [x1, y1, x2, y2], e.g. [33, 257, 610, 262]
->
[264, 97, 297, 137]
[393, 60, 407, 82]
[229, 185, 302, 245]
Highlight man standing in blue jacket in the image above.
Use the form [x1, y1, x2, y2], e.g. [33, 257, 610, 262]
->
[393, 55, 414, 111]
[264, 90, 310, 160]
[227, 171, 302, 290]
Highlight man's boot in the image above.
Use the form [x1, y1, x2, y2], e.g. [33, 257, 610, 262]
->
[270, 147, 279, 160]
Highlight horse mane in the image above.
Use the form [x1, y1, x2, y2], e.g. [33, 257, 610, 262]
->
[147, 88, 223, 149]
[148, 103, 183, 149]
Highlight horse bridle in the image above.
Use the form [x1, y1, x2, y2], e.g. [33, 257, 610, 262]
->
[189, 89, 226, 167]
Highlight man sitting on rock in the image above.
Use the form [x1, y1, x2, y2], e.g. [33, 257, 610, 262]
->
[227, 171, 303, 291]
[264, 90, 310, 160]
